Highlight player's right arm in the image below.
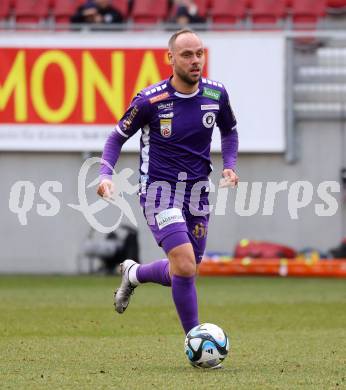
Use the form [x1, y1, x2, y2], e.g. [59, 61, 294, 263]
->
[98, 94, 150, 198]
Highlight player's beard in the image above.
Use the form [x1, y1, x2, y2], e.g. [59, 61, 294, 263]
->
[176, 67, 201, 86]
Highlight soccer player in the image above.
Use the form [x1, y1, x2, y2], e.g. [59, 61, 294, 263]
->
[97, 29, 239, 335]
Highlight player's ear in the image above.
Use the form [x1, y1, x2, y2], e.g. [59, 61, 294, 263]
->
[168, 51, 174, 65]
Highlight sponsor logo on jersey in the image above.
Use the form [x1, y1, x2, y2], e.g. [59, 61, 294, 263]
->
[203, 87, 221, 101]
[155, 208, 185, 230]
[202, 112, 216, 128]
[201, 104, 219, 111]
[158, 101, 173, 110]
[149, 92, 170, 104]
[158, 112, 174, 118]
[160, 119, 172, 137]
[122, 105, 139, 130]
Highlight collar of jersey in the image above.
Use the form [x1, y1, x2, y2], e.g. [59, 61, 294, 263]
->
[167, 77, 200, 99]
[174, 89, 200, 98]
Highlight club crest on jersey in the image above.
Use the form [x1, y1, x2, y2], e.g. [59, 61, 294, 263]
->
[150, 92, 170, 104]
[202, 112, 216, 128]
[192, 223, 208, 239]
[160, 119, 172, 137]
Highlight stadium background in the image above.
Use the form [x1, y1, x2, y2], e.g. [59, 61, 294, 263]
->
[1, 2, 346, 389]
[0, 1, 345, 274]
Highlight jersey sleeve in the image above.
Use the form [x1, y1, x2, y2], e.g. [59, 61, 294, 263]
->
[116, 93, 151, 139]
[100, 93, 150, 179]
[216, 88, 237, 134]
[217, 88, 239, 170]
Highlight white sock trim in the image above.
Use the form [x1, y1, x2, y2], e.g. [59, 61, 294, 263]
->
[128, 263, 140, 286]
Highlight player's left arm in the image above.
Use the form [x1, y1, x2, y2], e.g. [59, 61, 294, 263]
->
[216, 88, 239, 187]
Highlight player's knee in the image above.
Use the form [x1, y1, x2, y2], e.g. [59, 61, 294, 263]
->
[169, 247, 196, 277]
[175, 259, 196, 277]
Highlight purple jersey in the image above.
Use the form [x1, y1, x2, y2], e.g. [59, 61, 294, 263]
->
[100, 77, 238, 183]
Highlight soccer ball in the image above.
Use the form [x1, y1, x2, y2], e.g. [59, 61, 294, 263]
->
[184, 323, 230, 368]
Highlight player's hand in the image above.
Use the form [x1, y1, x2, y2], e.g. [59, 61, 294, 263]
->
[219, 169, 239, 188]
[97, 179, 114, 199]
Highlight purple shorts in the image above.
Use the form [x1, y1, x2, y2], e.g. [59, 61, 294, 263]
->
[139, 179, 210, 263]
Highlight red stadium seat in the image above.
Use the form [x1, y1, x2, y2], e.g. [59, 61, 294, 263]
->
[14, 0, 50, 23]
[52, 0, 78, 24]
[192, 0, 209, 18]
[210, 0, 248, 24]
[327, 0, 346, 7]
[0, 0, 13, 20]
[291, 0, 327, 25]
[110, 0, 128, 18]
[249, 0, 287, 24]
[131, 0, 168, 23]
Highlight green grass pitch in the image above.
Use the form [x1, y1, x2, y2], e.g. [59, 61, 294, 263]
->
[0, 275, 345, 389]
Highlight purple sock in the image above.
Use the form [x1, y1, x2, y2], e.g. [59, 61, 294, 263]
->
[136, 259, 171, 286]
[171, 275, 199, 334]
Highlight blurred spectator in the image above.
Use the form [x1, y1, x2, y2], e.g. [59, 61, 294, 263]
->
[173, 0, 205, 26]
[70, 2, 101, 24]
[94, 0, 124, 23]
[71, 0, 123, 25]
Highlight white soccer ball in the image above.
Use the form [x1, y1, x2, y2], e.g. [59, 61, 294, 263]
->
[184, 323, 230, 368]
